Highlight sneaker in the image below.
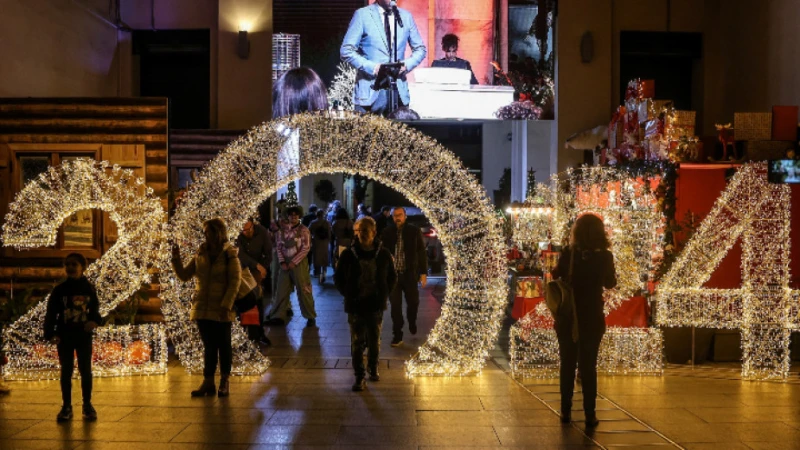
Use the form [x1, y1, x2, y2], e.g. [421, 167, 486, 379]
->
[352, 377, 366, 392]
[82, 403, 97, 421]
[390, 337, 403, 347]
[56, 405, 73, 422]
[409, 323, 417, 335]
[368, 369, 380, 382]
[259, 336, 272, 347]
[306, 319, 317, 328]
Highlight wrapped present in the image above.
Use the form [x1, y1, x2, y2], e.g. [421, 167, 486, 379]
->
[644, 119, 661, 138]
[652, 99, 673, 116]
[668, 110, 696, 139]
[734, 112, 772, 141]
[625, 79, 642, 102]
[744, 140, 794, 161]
[637, 98, 655, 123]
[772, 106, 798, 141]
[641, 79, 655, 98]
[608, 110, 625, 148]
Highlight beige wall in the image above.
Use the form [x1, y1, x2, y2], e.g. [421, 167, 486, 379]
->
[555, 0, 613, 172]
[0, 0, 120, 97]
[217, 0, 272, 129]
[121, 0, 220, 126]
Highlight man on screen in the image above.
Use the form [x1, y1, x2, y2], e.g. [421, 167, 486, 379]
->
[340, 0, 427, 115]
[431, 33, 479, 85]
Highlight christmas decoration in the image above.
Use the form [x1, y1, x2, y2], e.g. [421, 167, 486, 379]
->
[656, 162, 797, 380]
[1, 159, 171, 379]
[167, 111, 508, 376]
[327, 62, 357, 111]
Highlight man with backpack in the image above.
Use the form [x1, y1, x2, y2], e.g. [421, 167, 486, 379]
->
[334, 217, 397, 391]
[308, 210, 332, 283]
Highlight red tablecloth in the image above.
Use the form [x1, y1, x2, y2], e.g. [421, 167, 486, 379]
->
[513, 296, 649, 327]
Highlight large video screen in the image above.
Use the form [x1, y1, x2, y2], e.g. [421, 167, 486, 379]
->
[273, 0, 555, 121]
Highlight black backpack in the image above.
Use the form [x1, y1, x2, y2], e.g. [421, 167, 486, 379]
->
[352, 243, 381, 298]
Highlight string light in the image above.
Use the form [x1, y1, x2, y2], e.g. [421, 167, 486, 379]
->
[1, 159, 169, 379]
[168, 112, 508, 376]
[655, 162, 795, 380]
[509, 166, 666, 377]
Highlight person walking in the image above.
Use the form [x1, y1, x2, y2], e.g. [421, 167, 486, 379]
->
[380, 207, 427, 347]
[308, 209, 332, 283]
[271, 206, 317, 327]
[172, 218, 241, 398]
[335, 217, 396, 391]
[44, 253, 102, 422]
[372, 205, 392, 236]
[332, 208, 355, 268]
[552, 214, 617, 427]
[236, 218, 272, 345]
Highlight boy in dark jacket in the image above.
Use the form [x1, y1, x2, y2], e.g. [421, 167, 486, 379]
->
[44, 253, 102, 422]
[334, 217, 397, 391]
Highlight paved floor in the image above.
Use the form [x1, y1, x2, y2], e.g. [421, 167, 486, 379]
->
[2, 272, 800, 449]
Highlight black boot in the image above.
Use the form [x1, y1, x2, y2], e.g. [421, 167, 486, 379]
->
[352, 377, 366, 392]
[191, 377, 216, 397]
[218, 375, 230, 397]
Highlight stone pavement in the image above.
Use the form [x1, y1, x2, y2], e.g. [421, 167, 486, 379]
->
[1, 271, 800, 449]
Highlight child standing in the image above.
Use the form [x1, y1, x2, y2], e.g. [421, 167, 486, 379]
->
[44, 253, 102, 422]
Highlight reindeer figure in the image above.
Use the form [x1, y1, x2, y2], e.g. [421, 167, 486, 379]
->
[715, 123, 735, 161]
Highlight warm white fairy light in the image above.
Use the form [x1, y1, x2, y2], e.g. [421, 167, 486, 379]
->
[168, 112, 508, 376]
[510, 315, 663, 379]
[656, 162, 796, 380]
[509, 167, 666, 377]
[1, 159, 170, 379]
[6, 323, 167, 381]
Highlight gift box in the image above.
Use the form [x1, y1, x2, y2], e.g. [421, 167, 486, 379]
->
[652, 99, 673, 116]
[735, 112, 772, 141]
[668, 110, 696, 139]
[641, 79, 655, 98]
[744, 140, 794, 161]
[609, 119, 624, 149]
[772, 106, 798, 141]
[644, 119, 661, 138]
[637, 98, 655, 123]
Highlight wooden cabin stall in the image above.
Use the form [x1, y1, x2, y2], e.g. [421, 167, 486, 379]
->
[0, 98, 169, 323]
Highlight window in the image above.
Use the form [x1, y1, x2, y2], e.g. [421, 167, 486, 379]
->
[5, 144, 102, 258]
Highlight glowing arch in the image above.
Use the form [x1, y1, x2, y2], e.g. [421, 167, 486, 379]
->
[1, 159, 168, 377]
[167, 112, 508, 376]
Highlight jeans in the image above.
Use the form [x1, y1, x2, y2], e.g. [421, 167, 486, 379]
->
[348, 312, 383, 378]
[556, 323, 604, 416]
[389, 271, 419, 339]
[57, 332, 93, 405]
[196, 320, 232, 378]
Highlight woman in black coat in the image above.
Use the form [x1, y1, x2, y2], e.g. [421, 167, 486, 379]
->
[334, 216, 397, 392]
[552, 214, 617, 427]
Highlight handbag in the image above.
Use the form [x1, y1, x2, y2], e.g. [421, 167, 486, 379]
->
[545, 246, 579, 342]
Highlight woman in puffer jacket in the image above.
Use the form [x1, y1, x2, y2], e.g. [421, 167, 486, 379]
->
[172, 218, 241, 398]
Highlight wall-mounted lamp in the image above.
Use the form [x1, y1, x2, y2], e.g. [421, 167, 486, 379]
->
[237, 28, 250, 60]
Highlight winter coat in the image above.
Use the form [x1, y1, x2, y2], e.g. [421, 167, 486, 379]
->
[335, 242, 397, 315]
[43, 276, 103, 340]
[308, 218, 332, 267]
[236, 223, 272, 273]
[380, 223, 428, 276]
[552, 246, 617, 338]
[172, 241, 241, 322]
[332, 218, 354, 248]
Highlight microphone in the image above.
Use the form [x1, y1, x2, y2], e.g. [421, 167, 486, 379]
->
[390, 1, 404, 27]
